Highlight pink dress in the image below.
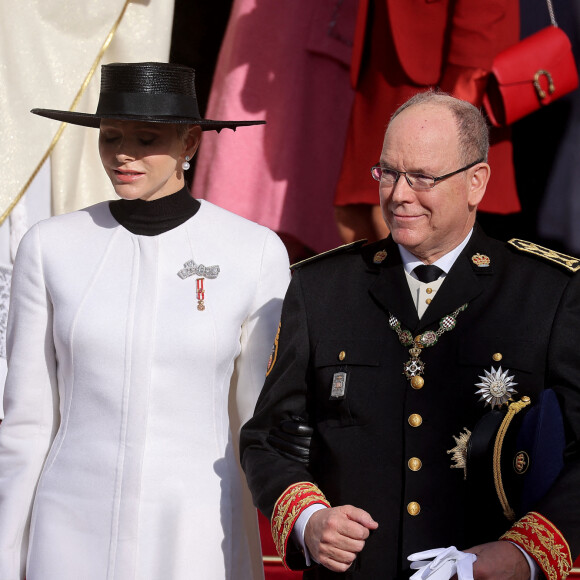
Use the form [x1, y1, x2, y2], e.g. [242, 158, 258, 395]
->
[192, 0, 358, 253]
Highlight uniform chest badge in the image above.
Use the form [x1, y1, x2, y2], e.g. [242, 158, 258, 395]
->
[373, 250, 387, 264]
[471, 253, 490, 267]
[475, 366, 518, 408]
[266, 322, 281, 377]
[330, 371, 348, 400]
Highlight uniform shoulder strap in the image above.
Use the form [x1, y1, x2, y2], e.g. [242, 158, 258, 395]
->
[508, 238, 580, 272]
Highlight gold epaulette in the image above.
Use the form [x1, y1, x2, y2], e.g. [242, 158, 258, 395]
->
[290, 239, 367, 271]
[508, 239, 580, 272]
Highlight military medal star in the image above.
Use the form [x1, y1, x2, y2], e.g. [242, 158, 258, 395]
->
[404, 356, 425, 379]
[474, 366, 518, 408]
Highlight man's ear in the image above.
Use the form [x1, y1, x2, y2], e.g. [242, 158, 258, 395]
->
[468, 162, 490, 208]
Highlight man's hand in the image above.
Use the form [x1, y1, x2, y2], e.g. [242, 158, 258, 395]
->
[464, 541, 530, 580]
[304, 505, 378, 573]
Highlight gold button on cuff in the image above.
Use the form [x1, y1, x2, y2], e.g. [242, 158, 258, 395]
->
[492, 352, 502, 362]
[426, 288, 433, 294]
[410, 376, 424, 390]
[408, 457, 422, 471]
[425, 298, 432, 304]
[408, 414, 423, 427]
[338, 351, 346, 361]
[407, 501, 421, 516]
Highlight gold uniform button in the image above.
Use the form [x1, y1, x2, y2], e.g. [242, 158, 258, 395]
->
[425, 298, 432, 304]
[407, 501, 421, 516]
[408, 457, 422, 471]
[338, 351, 346, 361]
[408, 414, 423, 427]
[492, 352, 502, 362]
[426, 287, 433, 294]
[410, 376, 424, 390]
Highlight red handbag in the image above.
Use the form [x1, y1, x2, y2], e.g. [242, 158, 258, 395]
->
[483, 16, 579, 127]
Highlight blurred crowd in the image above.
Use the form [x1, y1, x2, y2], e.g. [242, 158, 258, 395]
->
[172, 0, 580, 262]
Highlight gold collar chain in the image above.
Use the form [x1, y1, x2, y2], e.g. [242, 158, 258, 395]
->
[388, 303, 468, 389]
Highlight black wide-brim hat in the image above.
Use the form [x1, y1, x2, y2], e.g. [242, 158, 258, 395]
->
[31, 62, 264, 132]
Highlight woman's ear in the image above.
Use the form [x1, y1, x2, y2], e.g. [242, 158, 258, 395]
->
[184, 125, 202, 160]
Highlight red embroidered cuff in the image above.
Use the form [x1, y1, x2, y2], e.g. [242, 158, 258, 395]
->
[500, 511, 573, 580]
[271, 481, 331, 569]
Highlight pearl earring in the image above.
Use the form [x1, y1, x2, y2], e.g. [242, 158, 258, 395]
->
[182, 156, 191, 171]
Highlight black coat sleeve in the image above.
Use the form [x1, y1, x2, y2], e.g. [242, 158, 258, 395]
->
[240, 270, 319, 518]
[535, 271, 580, 553]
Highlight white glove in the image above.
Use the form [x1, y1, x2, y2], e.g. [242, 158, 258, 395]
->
[408, 546, 477, 580]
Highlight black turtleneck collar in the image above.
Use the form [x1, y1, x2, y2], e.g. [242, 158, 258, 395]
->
[109, 186, 201, 236]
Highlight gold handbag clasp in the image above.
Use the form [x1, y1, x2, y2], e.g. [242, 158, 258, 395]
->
[533, 70, 555, 100]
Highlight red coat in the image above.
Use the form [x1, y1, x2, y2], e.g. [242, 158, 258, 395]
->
[353, 0, 518, 91]
[338, 0, 521, 214]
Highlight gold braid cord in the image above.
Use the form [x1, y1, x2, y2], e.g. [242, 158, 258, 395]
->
[500, 512, 573, 580]
[0, 0, 132, 226]
[271, 481, 330, 569]
[493, 397, 531, 521]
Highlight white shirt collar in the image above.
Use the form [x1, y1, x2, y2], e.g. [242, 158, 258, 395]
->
[399, 229, 473, 278]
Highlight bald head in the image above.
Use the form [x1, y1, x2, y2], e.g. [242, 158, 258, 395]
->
[390, 91, 489, 166]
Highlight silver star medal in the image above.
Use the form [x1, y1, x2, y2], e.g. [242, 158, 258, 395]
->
[474, 366, 518, 409]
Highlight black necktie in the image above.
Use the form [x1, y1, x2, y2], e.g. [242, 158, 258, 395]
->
[413, 264, 444, 283]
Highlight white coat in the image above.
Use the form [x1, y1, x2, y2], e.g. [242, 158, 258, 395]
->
[0, 199, 290, 580]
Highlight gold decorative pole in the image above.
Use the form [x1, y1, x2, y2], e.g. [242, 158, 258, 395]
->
[0, 0, 132, 226]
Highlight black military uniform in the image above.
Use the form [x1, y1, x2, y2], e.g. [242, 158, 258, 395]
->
[240, 226, 580, 579]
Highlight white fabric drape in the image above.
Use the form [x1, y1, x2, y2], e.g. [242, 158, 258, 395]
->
[0, 0, 175, 223]
[0, 0, 174, 415]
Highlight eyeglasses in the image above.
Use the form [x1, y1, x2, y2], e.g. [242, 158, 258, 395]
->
[370, 158, 484, 192]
